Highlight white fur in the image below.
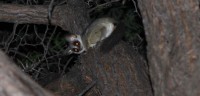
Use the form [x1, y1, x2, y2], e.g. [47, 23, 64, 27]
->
[102, 22, 115, 40]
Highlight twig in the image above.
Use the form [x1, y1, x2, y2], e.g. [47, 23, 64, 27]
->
[131, 0, 141, 17]
[88, 0, 120, 13]
[48, 0, 55, 24]
[5, 23, 18, 53]
[77, 80, 96, 96]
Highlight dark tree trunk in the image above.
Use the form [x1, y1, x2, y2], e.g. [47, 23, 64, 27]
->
[138, 0, 200, 96]
[80, 41, 153, 96]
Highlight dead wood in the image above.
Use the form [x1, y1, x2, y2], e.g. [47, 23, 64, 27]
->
[0, 50, 53, 96]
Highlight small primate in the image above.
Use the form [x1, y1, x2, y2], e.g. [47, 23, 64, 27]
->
[66, 17, 124, 54]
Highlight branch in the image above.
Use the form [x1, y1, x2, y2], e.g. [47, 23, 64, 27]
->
[0, 50, 53, 96]
[0, 4, 48, 24]
[0, 3, 89, 34]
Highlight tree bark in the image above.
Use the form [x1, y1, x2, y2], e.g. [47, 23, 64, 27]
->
[138, 0, 200, 96]
[0, 50, 53, 96]
[0, 2, 89, 34]
[80, 41, 153, 96]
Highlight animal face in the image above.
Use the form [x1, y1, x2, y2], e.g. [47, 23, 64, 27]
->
[65, 34, 86, 54]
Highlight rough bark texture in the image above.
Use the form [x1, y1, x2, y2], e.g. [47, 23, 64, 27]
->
[138, 0, 200, 96]
[45, 66, 90, 96]
[80, 41, 153, 96]
[0, 2, 89, 34]
[0, 50, 53, 96]
[45, 41, 153, 96]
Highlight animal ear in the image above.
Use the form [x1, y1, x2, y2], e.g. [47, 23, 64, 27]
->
[85, 18, 117, 47]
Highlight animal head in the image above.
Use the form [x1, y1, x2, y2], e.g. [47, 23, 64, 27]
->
[65, 34, 86, 54]
[65, 17, 117, 54]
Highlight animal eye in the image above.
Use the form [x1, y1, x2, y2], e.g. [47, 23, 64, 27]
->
[72, 48, 79, 52]
[73, 41, 80, 46]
